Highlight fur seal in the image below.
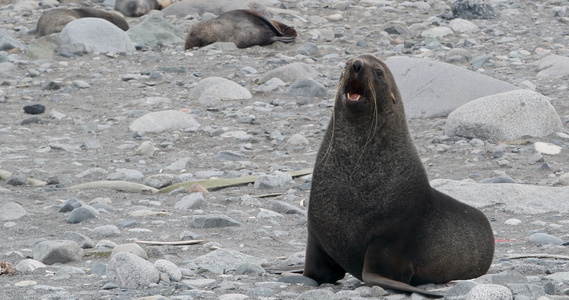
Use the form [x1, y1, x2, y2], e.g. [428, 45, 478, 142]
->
[114, 0, 172, 17]
[184, 9, 296, 49]
[303, 54, 495, 297]
[36, 8, 129, 37]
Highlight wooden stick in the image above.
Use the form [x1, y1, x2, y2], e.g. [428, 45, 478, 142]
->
[136, 240, 205, 246]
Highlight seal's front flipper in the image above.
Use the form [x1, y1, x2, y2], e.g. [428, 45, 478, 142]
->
[271, 36, 296, 43]
[303, 232, 346, 284]
[362, 239, 443, 298]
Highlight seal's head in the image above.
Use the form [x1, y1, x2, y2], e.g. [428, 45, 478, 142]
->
[338, 54, 399, 116]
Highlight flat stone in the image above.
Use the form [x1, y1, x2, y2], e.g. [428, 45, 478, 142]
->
[446, 90, 563, 140]
[33, 240, 83, 265]
[385, 56, 519, 118]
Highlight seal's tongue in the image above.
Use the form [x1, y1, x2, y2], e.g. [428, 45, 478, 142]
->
[347, 93, 362, 101]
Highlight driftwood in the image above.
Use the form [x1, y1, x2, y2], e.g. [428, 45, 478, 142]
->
[505, 254, 569, 260]
[0, 169, 47, 187]
[136, 239, 205, 246]
[158, 168, 313, 193]
[64, 168, 313, 194]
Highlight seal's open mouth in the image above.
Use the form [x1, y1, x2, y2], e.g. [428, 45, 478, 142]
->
[344, 79, 366, 103]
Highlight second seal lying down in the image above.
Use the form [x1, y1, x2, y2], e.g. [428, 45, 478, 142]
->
[185, 9, 297, 49]
[303, 54, 495, 297]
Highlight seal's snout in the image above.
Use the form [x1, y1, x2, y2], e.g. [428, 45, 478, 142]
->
[353, 59, 363, 74]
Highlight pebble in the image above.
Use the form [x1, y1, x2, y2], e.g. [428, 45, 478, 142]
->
[23, 103, 45, 114]
[193, 214, 240, 228]
[1, 1, 569, 299]
[111, 243, 148, 259]
[66, 206, 97, 224]
[528, 233, 564, 245]
[33, 240, 83, 264]
[106, 252, 160, 288]
[60, 18, 135, 54]
[0, 202, 27, 220]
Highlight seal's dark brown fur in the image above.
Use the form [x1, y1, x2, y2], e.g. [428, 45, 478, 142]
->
[184, 9, 297, 49]
[36, 8, 129, 37]
[303, 54, 495, 297]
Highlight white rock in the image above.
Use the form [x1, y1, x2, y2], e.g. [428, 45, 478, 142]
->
[534, 142, 562, 155]
[154, 259, 182, 282]
[129, 110, 201, 134]
[60, 18, 135, 54]
[446, 90, 563, 140]
[449, 18, 480, 34]
[432, 179, 569, 214]
[421, 26, 454, 39]
[385, 56, 519, 118]
[106, 252, 159, 288]
[189, 77, 252, 101]
[466, 284, 512, 300]
[504, 219, 522, 226]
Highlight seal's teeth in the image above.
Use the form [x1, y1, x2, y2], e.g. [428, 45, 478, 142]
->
[347, 93, 362, 101]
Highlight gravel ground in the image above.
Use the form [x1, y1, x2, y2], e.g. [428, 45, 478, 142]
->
[1, 0, 569, 299]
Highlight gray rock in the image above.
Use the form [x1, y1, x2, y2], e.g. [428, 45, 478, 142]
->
[254, 171, 293, 189]
[15, 259, 46, 274]
[385, 56, 519, 118]
[127, 13, 185, 45]
[6, 172, 27, 186]
[0, 29, 25, 51]
[545, 272, 569, 282]
[528, 233, 564, 245]
[67, 206, 97, 224]
[449, 18, 480, 34]
[188, 248, 267, 274]
[0, 202, 26, 220]
[421, 26, 454, 39]
[215, 150, 246, 161]
[111, 243, 148, 259]
[136, 141, 155, 156]
[107, 168, 144, 181]
[288, 77, 328, 97]
[106, 252, 160, 288]
[504, 284, 545, 299]
[445, 281, 479, 300]
[491, 270, 527, 285]
[193, 214, 240, 228]
[482, 174, 515, 184]
[144, 174, 175, 189]
[446, 90, 563, 140]
[466, 284, 512, 300]
[287, 133, 309, 146]
[277, 275, 318, 286]
[431, 179, 569, 214]
[90, 262, 107, 275]
[60, 18, 135, 54]
[452, 0, 498, 19]
[33, 240, 83, 264]
[258, 63, 319, 84]
[236, 263, 265, 275]
[268, 200, 307, 216]
[129, 110, 201, 134]
[154, 259, 182, 281]
[59, 197, 81, 213]
[175, 193, 208, 211]
[92, 225, 121, 237]
[200, 42, 238, 51]
[27, 34, 63, 59]
[296, 289, 336, 300]
[189, 77, 252, 101]
[61, 231, 95, 249]
[537, 55, 569, 79]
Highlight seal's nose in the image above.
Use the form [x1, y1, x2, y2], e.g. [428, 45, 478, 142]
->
[353, 59, 363, 73]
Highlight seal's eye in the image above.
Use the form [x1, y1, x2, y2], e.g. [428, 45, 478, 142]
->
[375, 69, 383, 77]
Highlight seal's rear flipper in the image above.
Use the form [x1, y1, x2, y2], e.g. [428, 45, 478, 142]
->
[271, 36, 296, 43]
[362, 239, 443, 298]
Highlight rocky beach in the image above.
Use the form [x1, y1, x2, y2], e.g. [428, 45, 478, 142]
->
[1, 0, 569, 299]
